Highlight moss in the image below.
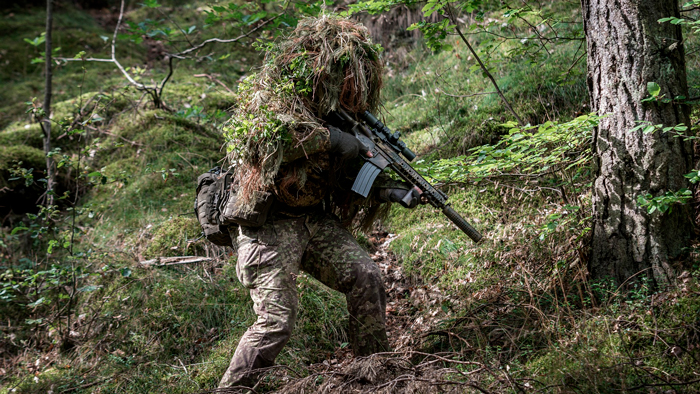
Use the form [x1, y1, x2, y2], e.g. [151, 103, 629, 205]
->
[142, 216, 203, 259]
[0, 124, 44, 149]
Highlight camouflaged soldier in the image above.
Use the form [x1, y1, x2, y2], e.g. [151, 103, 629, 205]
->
[218, 15, 421, 390]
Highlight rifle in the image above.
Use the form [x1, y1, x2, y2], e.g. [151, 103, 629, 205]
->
[332, 109, 483, 243]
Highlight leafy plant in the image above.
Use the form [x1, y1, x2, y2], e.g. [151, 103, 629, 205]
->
[636, 189, 693, 214]
[414, 114, 598, 186]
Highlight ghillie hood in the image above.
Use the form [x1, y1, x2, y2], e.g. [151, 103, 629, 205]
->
[224, 14, 385, 222]
[271, 14, 384, 116]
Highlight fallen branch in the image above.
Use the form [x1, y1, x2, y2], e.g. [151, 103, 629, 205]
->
[139, 256, 214, 267]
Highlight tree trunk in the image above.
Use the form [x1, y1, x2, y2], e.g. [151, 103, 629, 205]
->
[43, 0, 55, 207]
[582, 0, 693, 286]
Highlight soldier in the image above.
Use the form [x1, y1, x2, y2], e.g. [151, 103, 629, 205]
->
[218, 15, 420, 390]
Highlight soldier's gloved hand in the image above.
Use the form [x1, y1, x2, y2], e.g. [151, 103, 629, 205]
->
[329, 126, 370, 161]
[379, 188, 421, 209]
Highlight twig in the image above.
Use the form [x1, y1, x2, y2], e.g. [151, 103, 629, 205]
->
[83, 125, 142, 146]
[177, 357, 188, 375]
[60, 377, 112, 393]
[56, 0, 161, 106]
[139, 256, 215, 267]
[438, 90, 497, 98]
[177, 152, 196, 169]
[193, 73, 236, 94]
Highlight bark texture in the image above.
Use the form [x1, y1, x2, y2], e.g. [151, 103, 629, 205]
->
[582, 0, 693, 285]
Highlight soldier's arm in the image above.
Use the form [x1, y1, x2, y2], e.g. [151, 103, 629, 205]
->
[281, 125, 370, 164]
[281, 129, 331, 164]
[373, 172, 410, 190]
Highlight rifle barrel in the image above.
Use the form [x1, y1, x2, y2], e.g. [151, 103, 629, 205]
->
[442, 206, 483, 242]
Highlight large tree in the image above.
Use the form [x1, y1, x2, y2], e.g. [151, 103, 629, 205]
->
[582, 0, 694, 285]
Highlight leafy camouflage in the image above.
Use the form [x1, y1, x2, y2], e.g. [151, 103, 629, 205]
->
[222, 14, 383, 214]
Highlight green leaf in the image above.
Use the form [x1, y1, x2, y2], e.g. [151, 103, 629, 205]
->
[78, 285, 102, 293]
[647, 81, 661, 97]
[407, 22, 420, 31]
[642, 125, 656, 134]
[11, 226, 29, 235]
[140, 0, 160, 8]
[47, 239, 58, 254]
[27, 298, 47, 308]
[120, 268, 132, 278]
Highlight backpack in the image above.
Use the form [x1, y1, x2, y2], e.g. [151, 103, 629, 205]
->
[194, 167, 233, 247]
[194, 167, 275, 247]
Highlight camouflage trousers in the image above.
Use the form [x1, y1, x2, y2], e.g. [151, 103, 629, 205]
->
[218, 212, 389, 389]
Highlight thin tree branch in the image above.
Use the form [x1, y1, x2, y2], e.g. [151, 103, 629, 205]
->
[446, 5, 526, 126]
[139, 256, 215, 267]
[43, 0, 55, 207]
[56, 0, 160, 105]
[438, 90, 497, 98]
[169, 16, 278, 59]
[111, 0, 151, 91]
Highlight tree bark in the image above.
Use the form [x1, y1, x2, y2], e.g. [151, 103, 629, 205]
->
[43, 0, 55, 207]
[582, 0, 693, 286]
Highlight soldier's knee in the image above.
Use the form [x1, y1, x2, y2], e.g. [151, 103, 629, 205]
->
[277, 321, 293, 338]
[363, 263, 384, 288]
[262, 318, 293, 340]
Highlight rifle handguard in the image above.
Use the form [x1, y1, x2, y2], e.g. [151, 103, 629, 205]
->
[443, 205, 483, 243]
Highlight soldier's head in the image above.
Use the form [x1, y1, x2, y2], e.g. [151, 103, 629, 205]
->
[267, 14, 384, 117]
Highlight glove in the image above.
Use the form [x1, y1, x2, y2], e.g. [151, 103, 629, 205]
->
[379, 188, 421, 209]
[329, 126, 369, 162]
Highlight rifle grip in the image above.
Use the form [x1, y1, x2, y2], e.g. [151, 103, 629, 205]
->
[443, 206, 483, 243]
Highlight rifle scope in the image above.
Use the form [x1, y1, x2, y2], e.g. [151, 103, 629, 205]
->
[361, 111, 417, 162]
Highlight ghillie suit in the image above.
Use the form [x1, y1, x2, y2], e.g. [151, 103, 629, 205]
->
[223, 14, 388, 231]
